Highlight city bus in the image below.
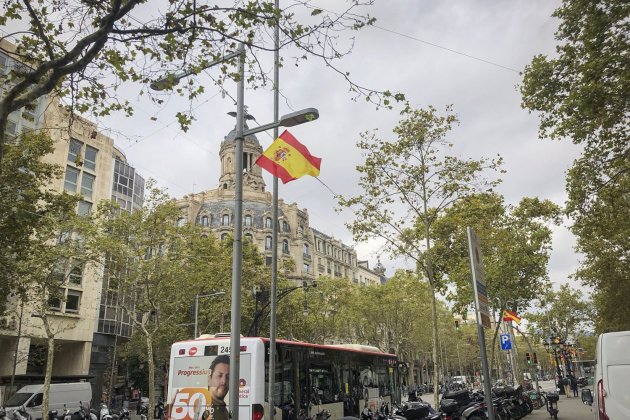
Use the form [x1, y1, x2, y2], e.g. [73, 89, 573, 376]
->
[167, 334, 403, 420]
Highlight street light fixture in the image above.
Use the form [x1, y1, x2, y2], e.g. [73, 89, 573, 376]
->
[194, 291, 226, 338]
[150, 44, 319, 420]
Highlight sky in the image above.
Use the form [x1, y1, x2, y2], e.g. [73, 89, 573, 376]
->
[97, 0, 584, 290]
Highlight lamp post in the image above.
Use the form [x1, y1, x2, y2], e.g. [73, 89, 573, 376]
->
[194, 291, 226, 338]
[543, 337, 565, 394]
[150, 46, 319, 419]
[248, 281, 314, 336]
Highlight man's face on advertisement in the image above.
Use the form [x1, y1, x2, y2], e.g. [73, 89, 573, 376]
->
[209, 362, 229, 401]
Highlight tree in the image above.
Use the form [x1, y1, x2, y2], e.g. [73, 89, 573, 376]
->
[94, 186, 206, 411]
[520, 0, 629, 332]
[429, 192, 561, 374]
[15, 195, 97, 420]
[0, 0, 405, 169]
[338, 106, 502, 403]
[94, 183, 269, 408]
[525, 284, 593, 341]
[0, 132, 80, 314]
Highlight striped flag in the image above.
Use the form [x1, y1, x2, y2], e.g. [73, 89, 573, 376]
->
[255, 130, 321, 184]
[502, 309, 522, 324]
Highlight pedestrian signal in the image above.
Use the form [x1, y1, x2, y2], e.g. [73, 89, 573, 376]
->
[533, 352, 538, 364]
[526, 352, 531, 365]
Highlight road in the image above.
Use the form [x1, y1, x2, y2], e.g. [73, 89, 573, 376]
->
[415, 380, 593, 420]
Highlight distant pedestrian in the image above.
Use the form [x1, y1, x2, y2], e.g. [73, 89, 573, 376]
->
[563, 376, 571, 397]
[570, 375, 578, 397]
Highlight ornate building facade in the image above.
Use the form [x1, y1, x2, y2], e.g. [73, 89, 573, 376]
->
[176, 122, 385, 286]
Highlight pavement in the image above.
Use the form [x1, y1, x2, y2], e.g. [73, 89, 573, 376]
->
[416, 380, 593, 420]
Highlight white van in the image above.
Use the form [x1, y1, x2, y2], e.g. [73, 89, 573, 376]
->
[3, 382, 92, 420]
[594, 331, 630, 420]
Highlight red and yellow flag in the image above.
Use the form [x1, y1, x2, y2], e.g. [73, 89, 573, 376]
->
[502, 309, 522, 324]
[255, 130, 321, 184]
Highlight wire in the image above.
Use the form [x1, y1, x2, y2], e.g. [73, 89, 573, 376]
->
[371, 24, 521, 74]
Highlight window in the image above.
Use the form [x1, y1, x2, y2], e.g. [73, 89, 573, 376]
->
[222, 214, 230, 226]
[22, 103, 36, 122]
[303, 263, 310, 273]
[27, 393, 43, 408]
[245, 215, 252, 227]
[177, 217, 186, 227]
[48, 289, 63, 311]
[298, 225, 304, 235]
[265, 256, 272, 266]
[80, 172, 95, 199]
[245, 233, 253, 242]
[84, 146, 98, 171]
[68, 264, 83, 285]
[221, 233, 228, 241]
[265, 217, 272, 229]
[303, 244, 310, 256]
[201, 215, 209, 227]
[67, 138, 83, 164]
[77, 201, 92, 216]
[282, 240, 289, 254]
[265, 236, 272, 250]
[64, 166, 79, 192]
[66, 290, 81, 313]
[282, 221, 289, 232]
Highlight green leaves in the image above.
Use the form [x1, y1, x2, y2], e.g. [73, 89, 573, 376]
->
[521, 0, 630, 332]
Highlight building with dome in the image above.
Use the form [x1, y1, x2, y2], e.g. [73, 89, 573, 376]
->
[176, 119, 385, 286]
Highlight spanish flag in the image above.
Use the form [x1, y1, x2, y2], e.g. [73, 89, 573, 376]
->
[502, 309, 522, 324]
[256, 130, 321, 184]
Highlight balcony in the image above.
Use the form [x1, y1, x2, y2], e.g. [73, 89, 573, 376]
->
[303, 253, 311, 261]
[318, 264, 325, 272]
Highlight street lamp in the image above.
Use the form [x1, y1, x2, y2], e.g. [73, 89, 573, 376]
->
[150, 44, 319, 420]
[194, 291, 226, 338]
[543, 337, 565, 394]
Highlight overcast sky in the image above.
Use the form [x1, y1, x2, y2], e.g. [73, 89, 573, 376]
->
[99, 0, 583, 290]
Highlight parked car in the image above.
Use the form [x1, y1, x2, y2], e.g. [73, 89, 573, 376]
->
[3, 382, 92, 420]
[593, 330, 630, 419]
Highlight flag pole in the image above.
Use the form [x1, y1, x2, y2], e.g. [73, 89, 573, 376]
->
[268, 0, 280, 418]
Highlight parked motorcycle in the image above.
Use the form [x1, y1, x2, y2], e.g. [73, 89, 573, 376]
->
[138, 403, 148, 420]
[392, 401, 440, 420]
[438, 390, 487, 420]
[545, 392, 559, 420]
[154, 400, 165, 420]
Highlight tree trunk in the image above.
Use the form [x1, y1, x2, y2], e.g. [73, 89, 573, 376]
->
[41, 316, 55, 420]
[429, 281, 440, 406]
[147, 334, 156, 420]
[489, 309, 503, 381]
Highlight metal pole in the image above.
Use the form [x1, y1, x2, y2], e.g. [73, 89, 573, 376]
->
[194, 294, 199, 338]
[268, 1, 280, 418]
[466, 227, 494, 420]
[229, 42, 246, 420]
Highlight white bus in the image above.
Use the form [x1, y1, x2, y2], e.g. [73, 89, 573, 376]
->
[167, 334, 403, 420]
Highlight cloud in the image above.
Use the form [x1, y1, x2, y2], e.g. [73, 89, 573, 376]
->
[98, 0, 581, 289]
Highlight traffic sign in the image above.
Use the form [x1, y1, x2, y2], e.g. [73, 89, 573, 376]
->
[500, 333, 512, 350]
[467, 228, 491, 328]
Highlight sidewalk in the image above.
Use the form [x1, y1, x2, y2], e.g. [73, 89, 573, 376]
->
[527, 394, 593, 420]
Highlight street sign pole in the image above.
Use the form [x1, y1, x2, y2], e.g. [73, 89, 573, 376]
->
[467, 227, 495, 420]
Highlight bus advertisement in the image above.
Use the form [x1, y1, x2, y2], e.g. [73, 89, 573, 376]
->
[167, 334, 403, 420]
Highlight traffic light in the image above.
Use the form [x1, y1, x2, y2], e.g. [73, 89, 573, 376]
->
[455, 320, 460, 331]
[526, 352, 531, 365]
[533, 352, 538, 364]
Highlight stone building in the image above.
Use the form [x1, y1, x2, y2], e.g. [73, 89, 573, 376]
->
[176, 120, 384, 286]
[0, 39, 144, 404]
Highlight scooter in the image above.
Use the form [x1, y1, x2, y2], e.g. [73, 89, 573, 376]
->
[545, 392, 559, 420]
[392, 401, 440, 420]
